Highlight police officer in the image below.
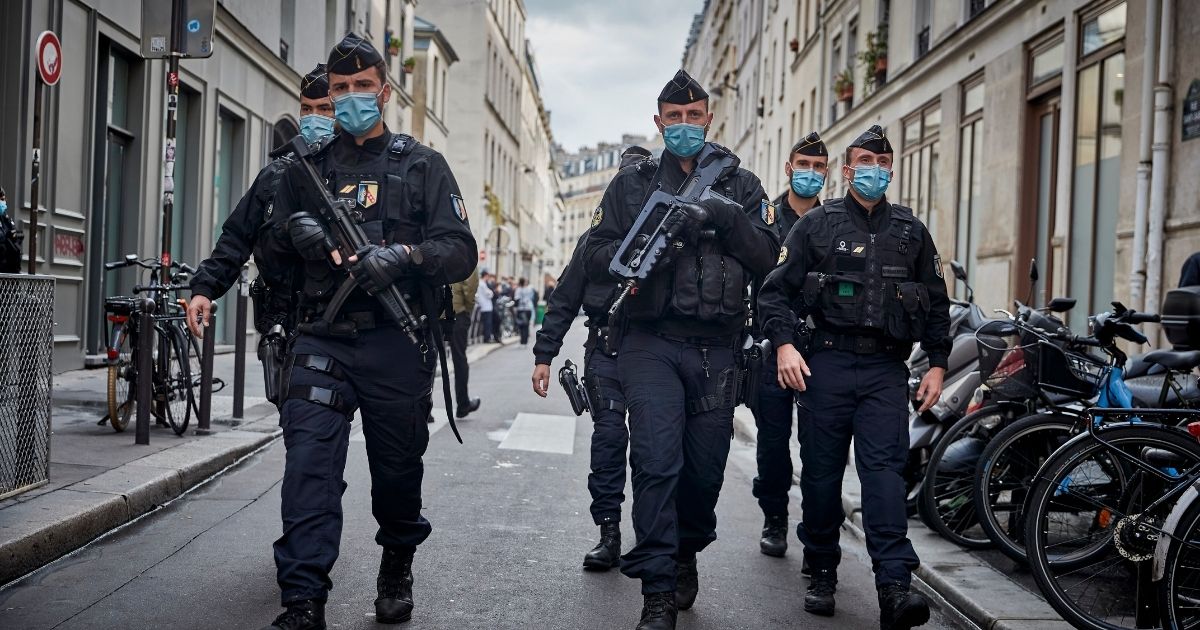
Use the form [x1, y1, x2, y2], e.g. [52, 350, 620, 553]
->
[188, 63, 336, 398]
[254, 34, 477, 630]
[751, 132, 828, 558]
[530, 146, 651, 573]
[583, 70, 780, 630]
[0, 186, 22, 274]
[758, 125, 949, 629]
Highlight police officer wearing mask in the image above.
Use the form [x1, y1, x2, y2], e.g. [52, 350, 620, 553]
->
[189, 63, 335, 346]
[751, 132, 828, 558]
[584, 70, 780, 630]
[758, 125, 949, 630]
[0, 187, 22, 274]
[530, 146, 652, 573]
[258, 33, 477, 630]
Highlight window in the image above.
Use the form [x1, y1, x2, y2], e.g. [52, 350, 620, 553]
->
[900, 102, 941, 247]
[1081, 1, 1126, 57]
[956, 77, 984, 293]
[1029, 37, 1065, 89]
[280, 0, 295, 62]
[916, 0, 931, 57]
[213, 108, 245, 343]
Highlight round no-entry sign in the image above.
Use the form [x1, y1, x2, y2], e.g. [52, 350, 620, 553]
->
[35, 31, 62, 86]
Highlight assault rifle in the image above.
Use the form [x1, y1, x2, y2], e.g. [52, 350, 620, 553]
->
[271, 136, 424, 343]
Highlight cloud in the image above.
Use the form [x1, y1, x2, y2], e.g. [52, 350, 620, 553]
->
[525, 0, 703, 152]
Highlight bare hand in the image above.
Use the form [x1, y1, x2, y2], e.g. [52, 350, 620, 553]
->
[186, 295, 212, 339]
[916, 367, 946, 413]
[776, 344, 811, 391]
[532, 364, 551, 397]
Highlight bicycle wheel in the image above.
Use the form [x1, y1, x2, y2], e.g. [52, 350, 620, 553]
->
[1024, 423, 1200, 630]
[106, 354, 134, 431]
[917, 404, 1017, 548]
[158, 325, 194, 435]
[1158, 493, 1200, 630]
[973, 412, 1076, 563]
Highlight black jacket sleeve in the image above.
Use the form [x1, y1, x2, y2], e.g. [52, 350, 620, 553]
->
[191, 161, 281, 299]
[407, 149, 478, 285]
[713, 169, 781, 278]
[582, 172, 636, 283]
[757, 213, 813, 350]
[915, 225, 952, 369]
[533, 236, 590, 366]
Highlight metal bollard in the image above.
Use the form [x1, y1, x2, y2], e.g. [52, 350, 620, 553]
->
[196, 302, 218, 435]
[135, 298, 156, 445]
[233, 265, 248, 419]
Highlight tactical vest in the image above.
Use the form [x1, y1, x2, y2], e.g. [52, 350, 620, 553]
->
[806, 200, 929, 342]
[299, 133, 423, 313]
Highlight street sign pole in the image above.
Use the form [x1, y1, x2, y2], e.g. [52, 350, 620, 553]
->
[28, 82, 41, 275]
[159, 0, 183, 285]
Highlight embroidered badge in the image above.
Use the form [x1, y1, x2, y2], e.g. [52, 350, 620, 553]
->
[451, 194, 468, 221]
[357, 181, 379, 208]
[591, 206, 604, 229]
[851, 242, 866, 257]
[761, 200, 776, 225]
[934, 254, 944, 279]
[835, 240, 849, 253]
[838, 282, 855, 297]
[339, 184, 356, 194]
[777, 246, 789, 265]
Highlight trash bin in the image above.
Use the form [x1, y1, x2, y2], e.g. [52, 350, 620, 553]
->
[536, 303, 546, 325]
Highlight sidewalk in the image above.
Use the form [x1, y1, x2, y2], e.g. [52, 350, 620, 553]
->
[731, 408, 1072, 630]
[0, 338, 514, 586]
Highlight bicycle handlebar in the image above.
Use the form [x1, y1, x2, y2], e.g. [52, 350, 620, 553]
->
[104, 257, 197, 275]
[133, 284, 191, 294]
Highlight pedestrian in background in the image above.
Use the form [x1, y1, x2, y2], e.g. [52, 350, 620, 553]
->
[514, 277, 535, 345]
[477, 271, 496, 343]
[0, 187, 24, 274]
[448, 271, 482, 418]
[1181, 252, 1200, 287]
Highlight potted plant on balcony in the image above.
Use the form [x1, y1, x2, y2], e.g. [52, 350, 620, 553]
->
[402, 56, 416, 73]
[858, 26, 888, 86]
[789, 37, 800, 52]
[387, 33, 402, 57]
[833, 68, 854, 102]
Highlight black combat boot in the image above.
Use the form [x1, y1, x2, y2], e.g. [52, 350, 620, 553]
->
[635, 592, 678, 630]
[456, 397, 481, 418]
[261, 599, 326, 630]
[759, 514, 788, 557]
[804, 568, 837, 617]
[375, 548, 415, 624]
[674, 555, 699, 610]
[583, 522, 621, 571]
[878, 582, 930, 630]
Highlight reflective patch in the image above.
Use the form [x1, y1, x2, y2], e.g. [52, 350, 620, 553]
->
[851, 242, 866, 257]
[339, 184, 356, 194]
[934, 254, 944, 279]
[451, 194, 468, 221]
[777, 246, 788, 265]
[761, 200, 776, 225]
[591, 206, 604, 229]
[357, 181, 379, 208]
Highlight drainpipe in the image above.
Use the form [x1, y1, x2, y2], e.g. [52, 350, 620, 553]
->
[1130, 0, 1159, 312]
[1146, 0, 1174, 316]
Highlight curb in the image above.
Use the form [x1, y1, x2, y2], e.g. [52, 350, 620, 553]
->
[730, 409, 1071, 630]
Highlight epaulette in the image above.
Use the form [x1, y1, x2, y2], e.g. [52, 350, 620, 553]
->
[388, 133, 418, 158]
[633, 158, 658, 179]
[308, 133, 339, 158]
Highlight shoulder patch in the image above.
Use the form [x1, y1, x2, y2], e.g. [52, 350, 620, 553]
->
[451, 194, 468, 222]
[761, 199, 776, 226]
[777, 246, 788, 266]
[591, 206, 604, 229]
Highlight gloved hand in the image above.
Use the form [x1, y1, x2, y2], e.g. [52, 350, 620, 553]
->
[288, 213, 334, 261]
[697, 196, 742, 231]
[349, 243, 412, 294]
[660, 203, 708, 241]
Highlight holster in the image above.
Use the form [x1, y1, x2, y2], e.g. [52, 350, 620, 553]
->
[250, 277, 295, 335]
[558, 360, 591, 416]
[258, 324, 288, 408]
[740, 335, 772, 411]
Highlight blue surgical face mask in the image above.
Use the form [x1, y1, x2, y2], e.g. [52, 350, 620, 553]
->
[662, 123, 706, 158]
[850, 165, 891, 201]
[333, 89, 383, 137]
[790, 168, 825, 198]
[299, 114, 336, 144]
[0, 201, 7, 215]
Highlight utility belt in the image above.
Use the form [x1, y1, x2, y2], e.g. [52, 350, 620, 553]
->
[810, 329, 912, 358]
[585, 324, 619, 358]
[297, 305, 424, 339]
[629, 323, 740, 349]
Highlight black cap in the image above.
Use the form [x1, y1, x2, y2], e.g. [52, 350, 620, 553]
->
[300, 63, 329, 99]
[327, 32, 383, 75]
[658, 69, 708, 105]
[790, 131, 828, 157]
[620, 145, 652, 168]
[848, 124, 893, 154]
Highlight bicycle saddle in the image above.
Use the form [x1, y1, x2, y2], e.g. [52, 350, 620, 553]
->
[1143, 349, 1200, 372]
[1125, 374, 1198, 407]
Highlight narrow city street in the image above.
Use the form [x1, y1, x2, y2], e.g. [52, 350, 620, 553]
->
[0, 324, 953, 630]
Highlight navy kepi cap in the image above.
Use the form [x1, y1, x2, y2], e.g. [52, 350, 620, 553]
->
[849, 124, 893, 154]
[300, 63, 329, 98]
[790, 131, 828, 157]
[327, 32, 383, 75]
[658, 69, 708, 105]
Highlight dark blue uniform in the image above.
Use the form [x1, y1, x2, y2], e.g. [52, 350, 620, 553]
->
[758, 193, 950, 587]
[268, 128, 476, 605]
[584, 146, 780, 595]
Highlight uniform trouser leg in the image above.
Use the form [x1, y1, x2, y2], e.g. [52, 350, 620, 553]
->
[448, 313, 471, 404]
[584, 347, 628, 525]
[852, 355, 920, 586]
[751, 358, 796, 518]
[355, 327, 436, 552]
[619, 330, 734, 593]
[274, 335, 357, 605]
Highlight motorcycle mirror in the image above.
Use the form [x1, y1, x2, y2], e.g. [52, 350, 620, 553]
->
[1045, 297, 1076, 313]
[950, 260, 968, 282]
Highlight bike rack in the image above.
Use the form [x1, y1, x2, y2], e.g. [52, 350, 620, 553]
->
[196, 302, 218, 435]
[134, 298, 156, 445]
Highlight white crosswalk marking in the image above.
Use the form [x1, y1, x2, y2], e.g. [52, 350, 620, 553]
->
[497, 412, 577, 454]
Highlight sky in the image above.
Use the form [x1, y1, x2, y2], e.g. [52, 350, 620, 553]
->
[524, 0, 705, 153]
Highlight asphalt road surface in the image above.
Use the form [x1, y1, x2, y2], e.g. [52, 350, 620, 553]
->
[0, 323, 956, 630]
